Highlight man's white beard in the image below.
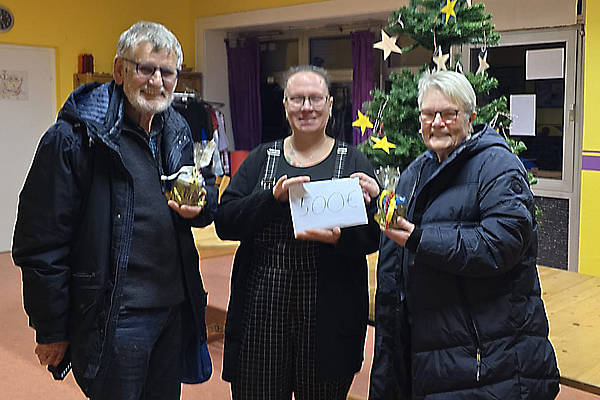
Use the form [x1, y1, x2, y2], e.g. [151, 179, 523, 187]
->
[124, 84, 173, 115]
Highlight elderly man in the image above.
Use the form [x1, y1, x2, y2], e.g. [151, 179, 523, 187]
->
[12, 21, 217, 400]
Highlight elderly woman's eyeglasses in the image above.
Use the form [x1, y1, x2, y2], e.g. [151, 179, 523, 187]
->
[285, 95, 329, 111]
[122, 58, 180, 84]
[419, 109, 460, 124]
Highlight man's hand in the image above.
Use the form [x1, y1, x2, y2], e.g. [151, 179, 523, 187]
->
[350, 172, 380, 205]
[381, 216, 415, 247]
[272, 175, 310, 202]
[296, 227, 341, 244]
[168, 187, 207, 218]
[35, 341, 69, 367]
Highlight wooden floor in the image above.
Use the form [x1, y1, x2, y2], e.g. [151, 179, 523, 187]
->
[539, 266, 600, 394]
[1, 226, 599, 399]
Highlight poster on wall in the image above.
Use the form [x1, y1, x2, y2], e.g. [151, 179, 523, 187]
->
[0, 70, 28, 100]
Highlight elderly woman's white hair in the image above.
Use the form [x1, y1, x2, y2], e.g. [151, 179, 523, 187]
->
[417, 70, 477, 116]
[116, 21, 183, 69]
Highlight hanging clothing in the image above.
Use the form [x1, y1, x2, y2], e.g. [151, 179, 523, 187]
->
[173, 98, 229, 177]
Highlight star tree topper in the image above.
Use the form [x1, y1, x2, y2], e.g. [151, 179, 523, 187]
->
[352, 110, 374, 135]
[370, 136, 397, 154]
[373, 29, 402, 60]
[432, 46, 449, 71]
[440, 0, 457, 23]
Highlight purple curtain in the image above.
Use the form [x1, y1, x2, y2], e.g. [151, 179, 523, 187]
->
[351, 30, 375, 145]
[226, 38, 262, 150]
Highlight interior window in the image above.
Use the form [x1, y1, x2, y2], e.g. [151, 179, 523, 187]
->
[260, 39, 299, 143]
[472, 43, 566, 180]
[309, 36, 352, 69]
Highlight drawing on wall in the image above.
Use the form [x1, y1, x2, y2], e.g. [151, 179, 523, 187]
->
[0, 70, 28, 100]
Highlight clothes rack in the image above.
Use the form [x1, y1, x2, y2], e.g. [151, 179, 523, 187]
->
[173, 92, 225, 108]
[172, 92, 230, 176]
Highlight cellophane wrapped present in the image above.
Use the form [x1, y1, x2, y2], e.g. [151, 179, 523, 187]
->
[163, 142, 213, 207]
[374, 166, 406, 229]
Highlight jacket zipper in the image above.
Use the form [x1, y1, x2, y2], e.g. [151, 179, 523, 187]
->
[458, 280, 483, 383]
[470, 314, 482, 382]
[398, 161, 427, 306]
[94, 151, 134, 377]
[406, 161, 426, 217]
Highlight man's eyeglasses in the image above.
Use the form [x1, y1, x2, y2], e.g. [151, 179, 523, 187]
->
[122, 58, 180, 84]
[419, 109, 460, 124]
[285, 95, 329, 111]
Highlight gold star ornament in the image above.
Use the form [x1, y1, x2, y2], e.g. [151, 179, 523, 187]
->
[370, 135, 397, 154]
[352, 110, 374, 135]
[373, 29, 402, 60]
[440, 0, 457, 23]
[432, 46, 449, 71]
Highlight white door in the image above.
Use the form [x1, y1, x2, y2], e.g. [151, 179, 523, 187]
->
[0, 44, 56, 252]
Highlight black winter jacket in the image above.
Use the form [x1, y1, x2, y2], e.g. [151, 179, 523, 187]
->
[370, 125, 559, 399]
[12, 82, 218, 393]
[215, 140, 380, 381]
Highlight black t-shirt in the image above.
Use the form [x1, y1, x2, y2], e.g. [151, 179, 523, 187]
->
[277, 141, 337, 181]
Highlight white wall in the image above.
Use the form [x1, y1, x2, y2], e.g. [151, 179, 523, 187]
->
[201, 29, 235, 151]
[0, 44, 56, 252]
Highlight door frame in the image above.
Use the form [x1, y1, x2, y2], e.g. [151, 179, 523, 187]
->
[460, 26, 584, 270]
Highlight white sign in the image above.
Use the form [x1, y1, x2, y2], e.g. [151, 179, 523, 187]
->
[510, 94, 536, 136]
[526, 48, 564, 80]
[288, 178, 368, 236]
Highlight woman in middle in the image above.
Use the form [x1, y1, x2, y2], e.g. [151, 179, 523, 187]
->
[215, 65, 380, 400]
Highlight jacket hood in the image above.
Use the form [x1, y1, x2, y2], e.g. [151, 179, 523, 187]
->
[58, 81, 121, 124]
[57, 81, 125, 145]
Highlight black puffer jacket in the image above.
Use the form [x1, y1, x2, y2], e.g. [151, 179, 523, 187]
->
[12, 82, 218, 393]
[370, 125, 559, 399]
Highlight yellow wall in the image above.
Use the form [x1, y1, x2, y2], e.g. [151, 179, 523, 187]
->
[0, 0, 194, 108]
[579, 0, 600, 276]
[193, 0, 323, 17]
[0, 0, 323, 108]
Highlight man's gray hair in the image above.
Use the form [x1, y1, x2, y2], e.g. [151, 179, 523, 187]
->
[116, 21, 183, 69]
[418, 70, 476, 115]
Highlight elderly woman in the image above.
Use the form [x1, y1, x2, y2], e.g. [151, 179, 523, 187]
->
[370, 70, 560, 399]
[215, 65, 380, 400]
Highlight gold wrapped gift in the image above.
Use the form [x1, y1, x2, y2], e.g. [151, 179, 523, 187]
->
[374, 166, 406, 229]
[163, 166, 206, 207]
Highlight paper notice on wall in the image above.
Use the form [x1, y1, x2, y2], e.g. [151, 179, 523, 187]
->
[0, 70, 28, 100]
[510, 94, 536, 136]
[288, 177, 368, 236]
[526, 48, 564, 80]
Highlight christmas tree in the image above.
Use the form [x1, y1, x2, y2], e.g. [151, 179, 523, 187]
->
[358, 0, 522, 171]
